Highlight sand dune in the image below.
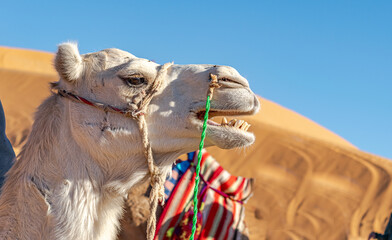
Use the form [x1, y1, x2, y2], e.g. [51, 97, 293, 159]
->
[0, 47, 56, 75]
[0, 47, 391, 239]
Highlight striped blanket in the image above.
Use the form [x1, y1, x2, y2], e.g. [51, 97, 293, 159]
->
[156, 150, 253, 240]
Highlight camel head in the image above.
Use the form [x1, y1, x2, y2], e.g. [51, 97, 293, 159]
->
[54, 43, 260, 170]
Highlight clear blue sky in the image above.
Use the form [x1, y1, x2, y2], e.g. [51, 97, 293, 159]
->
[1, 1, 391, 159]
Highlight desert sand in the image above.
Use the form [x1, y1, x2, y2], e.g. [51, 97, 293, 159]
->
[0, 47, 391, 240]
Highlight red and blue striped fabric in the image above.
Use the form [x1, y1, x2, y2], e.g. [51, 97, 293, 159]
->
[156, 150, 253, 240]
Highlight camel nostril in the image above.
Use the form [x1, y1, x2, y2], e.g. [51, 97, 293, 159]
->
[219, 77, 240, 85]
[220, 77, 231, 82]
[217, 77, 249, 88]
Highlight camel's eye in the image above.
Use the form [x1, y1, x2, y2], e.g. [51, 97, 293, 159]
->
[119, 75, 146, 87]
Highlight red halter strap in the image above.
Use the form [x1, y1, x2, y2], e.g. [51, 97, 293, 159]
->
[56, 89, 143, 118]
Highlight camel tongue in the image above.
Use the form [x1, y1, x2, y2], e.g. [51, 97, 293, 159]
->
[207, 119, 220, 126]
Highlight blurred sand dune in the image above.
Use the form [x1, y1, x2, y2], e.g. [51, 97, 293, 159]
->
[0, 47, 391, 239]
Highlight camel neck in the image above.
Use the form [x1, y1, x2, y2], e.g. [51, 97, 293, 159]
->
[0, 95, 144, 239]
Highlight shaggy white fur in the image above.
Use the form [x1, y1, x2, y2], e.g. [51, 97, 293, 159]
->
[0, 43, 260, 240]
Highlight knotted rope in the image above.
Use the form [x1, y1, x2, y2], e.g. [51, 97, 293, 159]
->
[135, 63, 173, 240]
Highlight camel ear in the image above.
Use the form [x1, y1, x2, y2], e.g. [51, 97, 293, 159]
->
[54, 42, 84, 82]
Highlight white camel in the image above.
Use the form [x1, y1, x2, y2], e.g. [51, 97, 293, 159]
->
[0, 43, 260, 240]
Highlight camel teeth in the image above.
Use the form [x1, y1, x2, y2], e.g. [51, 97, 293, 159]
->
[234, 120, 244, 128]
[239, 122, 248, 130]
[228, 119, 237, 126]
[223, 118, 251, 131]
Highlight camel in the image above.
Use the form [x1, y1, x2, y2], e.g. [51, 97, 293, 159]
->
[0, 43, 260, 240]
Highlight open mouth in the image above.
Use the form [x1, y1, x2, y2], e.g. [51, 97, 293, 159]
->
[189, 99, 259, 149]
[196, 110, 251, 132]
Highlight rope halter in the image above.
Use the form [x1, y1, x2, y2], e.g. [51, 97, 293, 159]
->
[54, 62, 172, 240]
[54, 62, 221, 240]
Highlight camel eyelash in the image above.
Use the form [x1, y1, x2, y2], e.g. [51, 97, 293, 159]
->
[118, 74, 147, 87]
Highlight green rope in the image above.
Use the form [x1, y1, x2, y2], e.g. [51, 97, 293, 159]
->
[190, 95, 211, 240]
